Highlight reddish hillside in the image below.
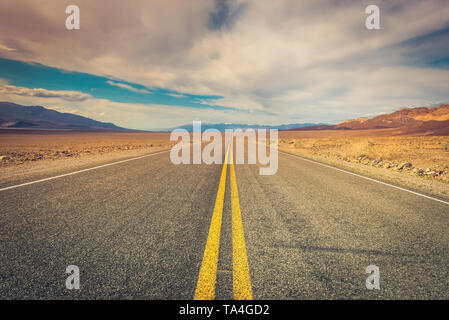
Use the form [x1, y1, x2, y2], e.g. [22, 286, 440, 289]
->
[397, 119, 449, 136]
[335, 104, 449, 130]
[290, 104, 449, 135]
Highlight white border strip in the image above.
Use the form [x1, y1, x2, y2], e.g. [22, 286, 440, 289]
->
[0, 150, 170, 192]
[280, 151, 449, 206]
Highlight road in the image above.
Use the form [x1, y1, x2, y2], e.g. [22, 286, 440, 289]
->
[0, 146, 448, 299]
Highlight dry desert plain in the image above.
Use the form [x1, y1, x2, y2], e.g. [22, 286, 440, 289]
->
[0, 128, 448, 199]
[0, 130, 174, 186]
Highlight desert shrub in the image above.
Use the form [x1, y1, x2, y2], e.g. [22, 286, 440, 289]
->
[294, 139, 302, 148]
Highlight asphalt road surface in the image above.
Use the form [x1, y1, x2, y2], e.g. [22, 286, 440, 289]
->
[0, 146, 448, 299]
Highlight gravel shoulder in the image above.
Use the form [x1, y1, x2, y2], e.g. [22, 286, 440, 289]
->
[279, 146, 449, 202]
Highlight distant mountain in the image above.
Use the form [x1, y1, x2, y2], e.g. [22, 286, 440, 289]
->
[166, 122, 328, 132]
[289, 104, 449, 135]
[334, 105, 449, 130]
[0, 102, 128, 130]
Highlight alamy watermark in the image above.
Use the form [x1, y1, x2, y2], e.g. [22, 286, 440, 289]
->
[365, 5, 381, 30]
[169, 121, 278, 175]
[65, 265, 80, 290]
[365, 265, 380, 290]
[65, 5, 80, 30]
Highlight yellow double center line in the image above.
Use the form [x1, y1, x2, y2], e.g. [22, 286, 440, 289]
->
[194, 145, 253, 300]
[230, 147, 253, 300]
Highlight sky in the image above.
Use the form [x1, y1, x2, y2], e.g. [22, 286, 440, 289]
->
[0, 0, 449, 130]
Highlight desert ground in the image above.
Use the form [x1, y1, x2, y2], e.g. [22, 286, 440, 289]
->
[0, 129, 172, 165]
[1, 128, 448, 199]
[0, 129, 174, 185]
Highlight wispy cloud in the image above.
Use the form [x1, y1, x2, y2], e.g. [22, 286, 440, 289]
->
[0, 90, 278, 130]
[166, 93, 187, 99]
[0, 43, 15, 51]
[106, 80, 152, 94]
[0, 85, 90, 102]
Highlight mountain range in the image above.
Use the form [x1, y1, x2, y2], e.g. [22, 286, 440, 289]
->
[0, 102, 127, 131]
[1, 101, 448, 135]
[290, 104, 449, 135]
[0, 101, 327, 131]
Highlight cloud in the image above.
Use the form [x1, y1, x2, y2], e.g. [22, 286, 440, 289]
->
[166, 93, 187, 99]
[1, 0, 449, 124]
[0, 85, 91, 102]
[0, 89, 278, 130]
[0, 43, 15, 51]
[106, 80, 151, 94]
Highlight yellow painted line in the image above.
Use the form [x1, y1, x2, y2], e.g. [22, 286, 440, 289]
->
[194, 145, 230, 300]
[230, 148, 253, 300]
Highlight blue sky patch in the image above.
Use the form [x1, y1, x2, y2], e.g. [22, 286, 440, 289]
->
[0, 57, 248, 112]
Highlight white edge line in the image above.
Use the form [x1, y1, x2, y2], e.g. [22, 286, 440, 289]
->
[280, 151, 449, 206]
[0, 150, 170, 192]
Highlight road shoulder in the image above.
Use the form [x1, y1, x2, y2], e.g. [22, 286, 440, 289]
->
[279, 147, 449, 202]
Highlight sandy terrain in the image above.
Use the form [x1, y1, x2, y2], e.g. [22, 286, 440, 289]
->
[0, 129, 172, 165]
[0, 130, 174, 185]
[279, 130, 449, 175]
